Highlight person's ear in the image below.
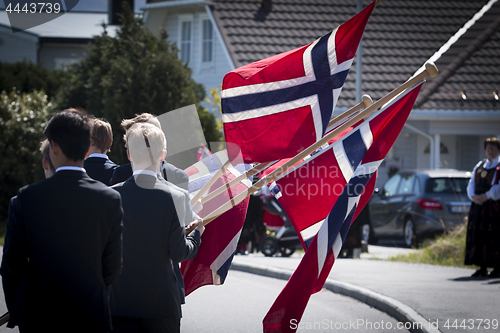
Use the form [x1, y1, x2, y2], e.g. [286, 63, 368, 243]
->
[50, 141, 60, 157]
[159, 150, 167, 162]
[127, 148, 132, 162]
[42, 156, 49, 171]
[85, 145, 91, 158]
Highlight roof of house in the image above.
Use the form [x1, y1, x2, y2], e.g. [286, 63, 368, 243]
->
[207, 0, 500, 111]
[0, 11, 118, 39]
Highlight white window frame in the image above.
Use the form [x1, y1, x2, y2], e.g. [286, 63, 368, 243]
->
[200, 15, 214, 66]
[178, 14, 193, 64]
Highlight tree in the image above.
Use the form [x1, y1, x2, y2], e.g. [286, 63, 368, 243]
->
[56, 4, 222, 164]
[0, 90, 53, 224]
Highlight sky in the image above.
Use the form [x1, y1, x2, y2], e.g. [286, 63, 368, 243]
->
[0, 0, 148, 13]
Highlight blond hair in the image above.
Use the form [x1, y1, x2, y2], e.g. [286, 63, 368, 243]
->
[126, 123, 166, 166]
[121, 113, 161, 131]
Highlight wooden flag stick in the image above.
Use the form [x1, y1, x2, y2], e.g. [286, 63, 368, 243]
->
[200, 161, 274, 204]
[187, 62, 438, 232]
[190, 159, 232, 206]
[0, 312, 8, 326]
[200, 94, 373, 206]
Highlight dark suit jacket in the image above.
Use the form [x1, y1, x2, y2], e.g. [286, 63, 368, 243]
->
[110, 162, 189, 190]
[110, 174, 200, 320]
[0, 170, 123, 332]
[84, 156, 119, 185]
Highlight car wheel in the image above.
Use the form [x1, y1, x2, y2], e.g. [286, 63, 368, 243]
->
[260, 236, 278, 257]
[403, 218, 416, 248]
[279, 246, 295, 257]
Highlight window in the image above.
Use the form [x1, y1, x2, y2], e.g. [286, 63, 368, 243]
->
[202, 19, 213, 63]
[383, 174, 401, 197]
[180, 20, 192, 64]
[425, 178, 469, 194]
[397, 174, 415, 194]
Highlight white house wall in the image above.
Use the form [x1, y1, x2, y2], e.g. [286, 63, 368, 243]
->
[0, 25, 37, 63]
[456, 135, 481, 171]
[162, 11, 232, 106]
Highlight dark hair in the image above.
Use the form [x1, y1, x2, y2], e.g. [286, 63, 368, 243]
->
[44, 108, 92, 161]
[484, 137, 500, 150]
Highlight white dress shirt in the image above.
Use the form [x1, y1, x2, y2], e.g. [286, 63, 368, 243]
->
[467, 155, 500, 201]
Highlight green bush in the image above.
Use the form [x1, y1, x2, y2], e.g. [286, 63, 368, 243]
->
[0, 90, 53, 227]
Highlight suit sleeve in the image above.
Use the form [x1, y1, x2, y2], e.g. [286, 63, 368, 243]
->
[101, 195, 123, 286]
[163, 163, 189, 191]
[168, 207, 201, 263]
[0, 196, 29, 320]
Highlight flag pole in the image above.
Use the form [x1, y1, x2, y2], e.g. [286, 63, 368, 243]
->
[185, 63, 438, 232]
[199, 161, 274, 205]
[0, 312, 8, 326]
[199, 94, 373, 206]
[190, 159, 232, 206]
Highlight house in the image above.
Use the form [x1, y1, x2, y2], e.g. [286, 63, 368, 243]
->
[0, 0, 141, 69]
[143, 0, 500, 185]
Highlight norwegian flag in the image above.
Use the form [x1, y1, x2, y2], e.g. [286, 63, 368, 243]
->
[182, 153, 252, 295]
[197, 145, 212, 162]
[221, 1, 375, 163]
[263, 83, 424, 332]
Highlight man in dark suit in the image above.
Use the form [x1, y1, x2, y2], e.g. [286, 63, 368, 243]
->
[0, 109, 123, 333]
[109, 113, 189, 190]
[110, 161, 189, 189]
[110, 122, 203, 333]
[84, 118, 119, 185]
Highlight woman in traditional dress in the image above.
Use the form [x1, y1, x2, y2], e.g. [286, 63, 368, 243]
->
[465, 137, 500, 277]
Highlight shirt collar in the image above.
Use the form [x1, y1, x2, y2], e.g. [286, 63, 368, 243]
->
[87, 153, 108, 159]
[56, 166, 86, 173]
[133, 169, 157, 177]
[485, 155, 500, 169]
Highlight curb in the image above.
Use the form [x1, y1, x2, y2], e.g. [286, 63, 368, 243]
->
[230, 262, 441, 333]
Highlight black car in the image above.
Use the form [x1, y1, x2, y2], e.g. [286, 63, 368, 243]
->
[363, 169, 471, 247]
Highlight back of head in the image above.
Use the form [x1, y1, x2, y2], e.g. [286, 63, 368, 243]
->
[126, 123, 166, 168]
[44, 108, 92, 161]
[121, 113, 162, 131]
[91, 118, 113, 153]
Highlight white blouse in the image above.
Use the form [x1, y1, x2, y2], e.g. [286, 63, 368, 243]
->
[467, 155, 500, 201]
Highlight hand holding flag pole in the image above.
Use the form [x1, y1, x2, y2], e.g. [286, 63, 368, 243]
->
[187, 62, 438, 234]
[189, 159, 232, 207]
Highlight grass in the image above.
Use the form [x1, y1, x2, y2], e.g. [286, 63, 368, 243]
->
[387, 223, 474, 268]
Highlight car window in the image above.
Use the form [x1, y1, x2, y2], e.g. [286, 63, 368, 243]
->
[414, 177, 421, 194]
[397, 174, 415, 194]
[425, 178, 469, 194]
[383, 174, 401, 197]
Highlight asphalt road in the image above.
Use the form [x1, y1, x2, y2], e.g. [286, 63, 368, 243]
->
[0, 266, 408, 333]
[181, 270, 408, 333]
